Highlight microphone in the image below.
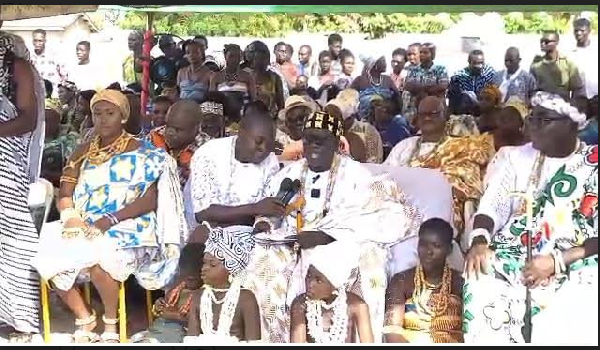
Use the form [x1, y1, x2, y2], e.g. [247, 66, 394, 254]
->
[275, 178, 293, 203]
[281, 179, 302, 205]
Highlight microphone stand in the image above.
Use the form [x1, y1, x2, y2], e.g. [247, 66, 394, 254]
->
[510, 189, 535, 343]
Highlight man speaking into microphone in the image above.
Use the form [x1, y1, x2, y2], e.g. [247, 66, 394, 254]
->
[189, 104, 283, 242]
[245, 111, 417, 343]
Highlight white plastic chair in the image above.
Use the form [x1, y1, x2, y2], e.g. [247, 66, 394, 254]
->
[363, 164, 465, 276]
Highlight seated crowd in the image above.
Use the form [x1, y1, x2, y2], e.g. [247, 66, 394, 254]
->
[0, 21, 597, 344]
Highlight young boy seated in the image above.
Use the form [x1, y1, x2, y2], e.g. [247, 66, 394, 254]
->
[150, 95, 173, 129]
[132, 243, 204, 343]
[290, 242, 374, 343]
[384, 218, 464, 343]
[185, 226, 261, 343]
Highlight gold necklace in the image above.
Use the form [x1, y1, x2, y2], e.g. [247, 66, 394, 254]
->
[413, 264, 451, 317]
[299, 154, 342, 223]
[87, 131, 132, 165]
[408, 136, 447, 166]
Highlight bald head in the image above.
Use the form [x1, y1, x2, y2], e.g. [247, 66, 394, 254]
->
[165, 100, 201, 150]
[504, 47, 521, 74]
[167, 100, 201, 125]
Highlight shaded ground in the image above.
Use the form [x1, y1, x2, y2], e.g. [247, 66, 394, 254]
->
[0, 278, 161, 344]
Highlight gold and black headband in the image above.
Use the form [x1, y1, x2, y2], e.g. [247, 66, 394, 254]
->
[304, 111, 344, 138]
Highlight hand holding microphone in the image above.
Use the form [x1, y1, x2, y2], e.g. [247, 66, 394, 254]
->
[252, 178, 301, 218]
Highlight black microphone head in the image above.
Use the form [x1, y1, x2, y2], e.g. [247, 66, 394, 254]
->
[282, 179, 302, 205]
[291, 179, 302, 191]
[280, 178, 293, 191]
[276, 178, 293, 200]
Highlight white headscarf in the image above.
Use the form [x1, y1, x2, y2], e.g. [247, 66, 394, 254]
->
[531, 91, 587, 129]
[307, 241, 360, 289]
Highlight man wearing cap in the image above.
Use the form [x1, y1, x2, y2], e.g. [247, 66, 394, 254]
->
[327, 89, 383, 163]
[245, 110, 418, 342]
[463, 91, 598, 344]
[276, 95, 318, 162]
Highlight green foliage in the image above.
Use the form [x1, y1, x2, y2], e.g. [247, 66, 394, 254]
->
[118, 12, 598, 38]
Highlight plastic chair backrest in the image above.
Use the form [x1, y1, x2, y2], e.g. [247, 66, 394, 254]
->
[28, 179, 55, 234]
[363, 164, 454, 225]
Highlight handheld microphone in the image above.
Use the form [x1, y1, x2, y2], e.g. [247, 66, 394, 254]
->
[281, 179, 302, 204]
[275, 178, 293, 203]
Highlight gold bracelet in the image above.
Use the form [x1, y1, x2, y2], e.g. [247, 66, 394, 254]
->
[382, 325, 405, 335]
[60, 175, 79, 184]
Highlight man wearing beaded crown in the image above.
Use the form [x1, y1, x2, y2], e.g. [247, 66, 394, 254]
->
[462, 91, 598, 344]
[189, 105, 282, 241]
[247, 110, 418, 342]
[185, 226, 261, 343]
[290, 241, 374, 343]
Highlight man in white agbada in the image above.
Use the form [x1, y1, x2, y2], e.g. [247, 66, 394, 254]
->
[290, 241, 374, 343]
[190, 107, 281, 232]
[463, 92, 598, 344]
[245, 110, 420, 342]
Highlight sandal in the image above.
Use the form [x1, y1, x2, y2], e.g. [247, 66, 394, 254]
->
[101, 315, 120, 343]
[73, 311, 100, 343]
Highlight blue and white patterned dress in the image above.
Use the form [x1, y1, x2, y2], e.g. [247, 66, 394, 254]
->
[34, 141, 188, 291]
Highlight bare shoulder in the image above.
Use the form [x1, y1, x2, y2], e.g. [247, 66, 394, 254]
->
[390, 268, 415, 287]
[239, 289, 258, 306]
[347, 292, 369, 317]
[68, 141, 92, 162]
[450, 269, 464, 296]
[347, 292, 367, 306]
[291, 293, 308, 313]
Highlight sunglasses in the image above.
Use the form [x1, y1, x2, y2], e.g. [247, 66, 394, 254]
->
[540, 39, 556, 45]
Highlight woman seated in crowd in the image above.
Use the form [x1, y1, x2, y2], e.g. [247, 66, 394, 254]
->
[384, 219, 463, 343]
[352, 55, 399, 120]
[290, 242, 374, 344]
[385, 96, 494, 236]
[177, 40, 213, 103]
[245, 41, 284, 118]
[33, 89, 188, 343]
[210, 44, 257, 115]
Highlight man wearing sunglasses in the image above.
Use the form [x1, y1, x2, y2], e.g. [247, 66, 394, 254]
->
[530, 30, 584, 101]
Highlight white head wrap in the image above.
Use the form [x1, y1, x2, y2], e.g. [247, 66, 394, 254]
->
[205, 226, 255, 277]
[530, 91, 587, 129]
[307, 241, 360, 289]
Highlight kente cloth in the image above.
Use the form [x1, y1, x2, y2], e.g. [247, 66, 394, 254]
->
[385, 135, 494, 234]
[33, 141, 189, 291]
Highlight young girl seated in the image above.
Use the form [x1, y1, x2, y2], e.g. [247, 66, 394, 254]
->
[384, 218, 464, 343]
[290, 242, 374, 343]
[185, 226, 260, 343]
[132, 243, 204, 343]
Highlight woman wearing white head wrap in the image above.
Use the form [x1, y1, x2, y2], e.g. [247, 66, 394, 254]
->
[463, 92, 598, 344]
[350, 54, 399, 120]
[290, 241, 374, 343]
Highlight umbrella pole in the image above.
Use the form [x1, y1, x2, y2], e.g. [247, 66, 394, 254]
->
[141, 12, 154, 116]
